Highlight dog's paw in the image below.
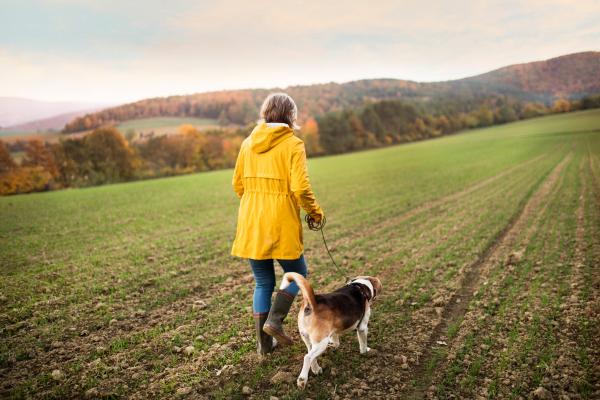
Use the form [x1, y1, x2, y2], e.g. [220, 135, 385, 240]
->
[297, 377, 307, 390]
[311, 365, 323, 375]
[360, 347, 371, 355]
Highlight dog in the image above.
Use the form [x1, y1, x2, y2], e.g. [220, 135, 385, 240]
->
[280, 272, 383, 389]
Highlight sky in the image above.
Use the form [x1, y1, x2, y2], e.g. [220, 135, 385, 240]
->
[1, 0, 599, 104]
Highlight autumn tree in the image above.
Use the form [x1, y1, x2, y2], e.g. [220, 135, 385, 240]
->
[437, 115, 451, 134]
[462, 113, 479, 129]
[125, 128, 136, 142]
[361, 107, 385, 139]
[0, 140, 17, 173]
[520, 103, 548, 119]
[178, 124, 200, 138]
[318, 110, 357, 154]
[21, 139, 59, 178]
[222, 136, 245, 167]
[218, 110, 229, 127]
[497, 105, 518, 123]
[477, 105, 494, 127]
[84, 128, 139, 182]
[202, 132, 225, 169]
[0, 167, 52, 196]
[581, 94, 600, 109]
[300, 118, 323, 156]
[553, 99, 570, 113]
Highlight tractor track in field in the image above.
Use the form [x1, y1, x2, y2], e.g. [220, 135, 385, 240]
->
[311, 149, 553, 259]
[406, 147, 574, 398]
[374, 162, 544, 278]
[571, 154, 591, 310]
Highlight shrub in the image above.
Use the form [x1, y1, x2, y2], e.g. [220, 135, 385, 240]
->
[0, 167, 52, 196]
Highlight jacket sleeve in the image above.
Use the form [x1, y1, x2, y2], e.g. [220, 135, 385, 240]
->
[232, 146, 245, 199]
[291, 140, 324, 221]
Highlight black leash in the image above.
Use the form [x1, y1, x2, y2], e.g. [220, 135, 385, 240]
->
[306, 215, 368, 329]
[305, 214, 351, 283]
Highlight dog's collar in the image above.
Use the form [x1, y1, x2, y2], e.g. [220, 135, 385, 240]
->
[347, 279, 371, 329]
[347, 278, 374, 300]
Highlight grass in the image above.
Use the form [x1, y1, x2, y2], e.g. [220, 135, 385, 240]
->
[0, 130, 64, 144]
[0, 130, 38, 137]
[115, 117, 220, 136]
[1, 109, 600, 399]
[9, 151, 25, 164]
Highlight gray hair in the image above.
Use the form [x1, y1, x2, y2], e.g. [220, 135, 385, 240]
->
[258, 92, 300, 130]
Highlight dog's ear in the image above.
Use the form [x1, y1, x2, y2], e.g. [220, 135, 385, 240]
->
[367, 277, 383, 299]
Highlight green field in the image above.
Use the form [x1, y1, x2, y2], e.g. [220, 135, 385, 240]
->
[0, 130, 64, 144]
[116, 117, 219, 130]
[0, 130, 38, 138]
[116, 117, 220, 136]
[1, 109, 600, 400]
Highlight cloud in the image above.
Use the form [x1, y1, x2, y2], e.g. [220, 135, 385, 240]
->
[0, 0, 599, 102]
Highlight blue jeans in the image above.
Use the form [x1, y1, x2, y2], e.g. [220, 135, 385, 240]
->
[248, 254, 308, 314]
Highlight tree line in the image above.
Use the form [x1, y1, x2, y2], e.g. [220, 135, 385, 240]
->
[312, 94, 600, 155]
[61, 80, 464, 133]
[2, 94, 599, 196]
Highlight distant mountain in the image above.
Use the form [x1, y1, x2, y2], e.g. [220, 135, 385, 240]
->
[447, 51, 600, 103]
[0, 97, 115, 128]
[1, 109, 113, 132]
[59, 51, 600, 133]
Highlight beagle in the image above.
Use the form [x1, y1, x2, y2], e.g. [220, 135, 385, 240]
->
[280, 273, 383, 389]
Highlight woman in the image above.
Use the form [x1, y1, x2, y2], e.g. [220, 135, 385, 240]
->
[231, 93, 324, 355]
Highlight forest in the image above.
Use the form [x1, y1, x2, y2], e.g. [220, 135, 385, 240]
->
[2, 93, 600, 196]
[61, 80, 457, 133]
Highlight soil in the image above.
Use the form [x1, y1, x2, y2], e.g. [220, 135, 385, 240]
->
[2, 146, 599, 400]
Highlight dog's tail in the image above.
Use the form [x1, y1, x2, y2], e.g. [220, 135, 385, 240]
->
[280, 273, 317, 310]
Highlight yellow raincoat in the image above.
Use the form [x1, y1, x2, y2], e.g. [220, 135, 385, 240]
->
[231, 123, 324, 260]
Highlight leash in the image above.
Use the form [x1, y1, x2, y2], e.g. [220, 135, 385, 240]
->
[306, 214, 371, 330]
[305, 214, 351, 283]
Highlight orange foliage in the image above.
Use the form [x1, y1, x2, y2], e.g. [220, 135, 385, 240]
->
[84, 128, 139, 180]
[0, 167, 52, 196]
[178, 124, 201, 138]
[0, 140, 17, 173]
[21, 139, 59, 178]
[300, 118, 323, 156]
[553, 99, 570, 113]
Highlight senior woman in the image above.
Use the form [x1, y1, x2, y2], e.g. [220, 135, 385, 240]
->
[231, 93, 324, 356]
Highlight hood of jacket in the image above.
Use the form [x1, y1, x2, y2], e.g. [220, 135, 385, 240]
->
[250, 123, 294, 153]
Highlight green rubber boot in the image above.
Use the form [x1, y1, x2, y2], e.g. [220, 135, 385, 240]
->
[254, 313, 277, 356]
[263, 290, 295, 346]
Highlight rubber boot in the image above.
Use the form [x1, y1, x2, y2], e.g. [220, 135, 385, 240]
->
[263, 290, 295, 346]
[254, 313, 277, 356]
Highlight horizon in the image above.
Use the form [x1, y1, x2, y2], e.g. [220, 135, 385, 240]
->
[1, 0, 599, 104]
[1, 50, 598, 108]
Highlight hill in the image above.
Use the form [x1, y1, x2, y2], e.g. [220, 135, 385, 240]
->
[1, 108, 110, 133]
[0, 97, 114, 128]
[448, 51, 600, 102]
[62, 51, 600, 133]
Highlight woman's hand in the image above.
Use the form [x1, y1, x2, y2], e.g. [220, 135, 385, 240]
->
[315, 211, 325, 222]
[305, 213, 326, 231]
